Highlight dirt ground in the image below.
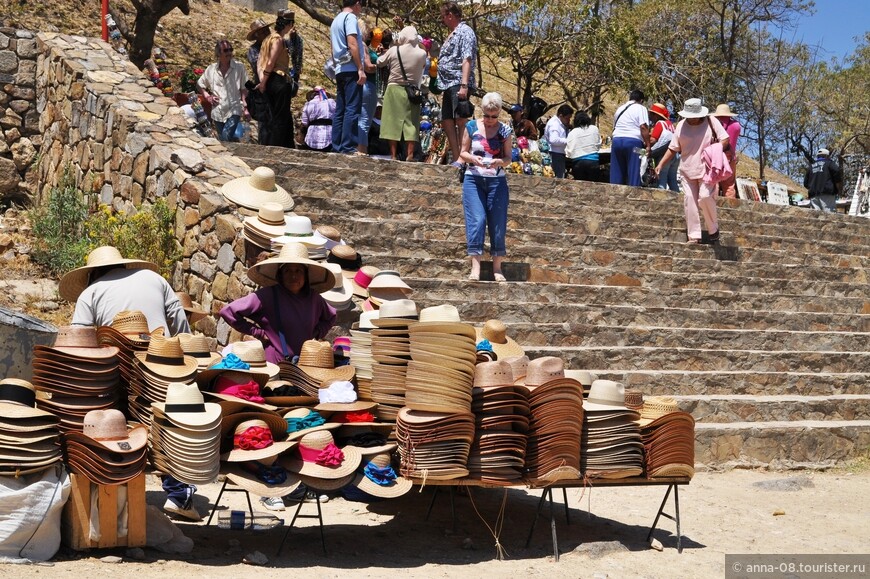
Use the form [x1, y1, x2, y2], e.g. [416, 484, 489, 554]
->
[4, 466, 869, 578]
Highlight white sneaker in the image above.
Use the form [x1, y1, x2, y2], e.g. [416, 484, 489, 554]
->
[163, 499, 202, 521]
[260, 496, 286, 511]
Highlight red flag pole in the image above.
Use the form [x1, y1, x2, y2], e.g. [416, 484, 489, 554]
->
[101, 0, 109, 41]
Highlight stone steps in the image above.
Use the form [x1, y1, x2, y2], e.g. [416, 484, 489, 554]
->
[677, 395, 870, 423]
[489, 322, 870, 352]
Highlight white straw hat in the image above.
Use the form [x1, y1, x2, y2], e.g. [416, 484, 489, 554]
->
[221, 166, 295, 211]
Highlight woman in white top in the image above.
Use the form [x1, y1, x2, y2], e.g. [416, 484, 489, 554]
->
[565, 111, 600, 182]
[609, 89, 650, 186]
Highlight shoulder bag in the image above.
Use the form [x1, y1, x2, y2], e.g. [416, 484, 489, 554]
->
[396, 47, 423, 105]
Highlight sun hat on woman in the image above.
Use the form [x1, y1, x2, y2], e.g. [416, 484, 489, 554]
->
[246, 242, 336, 293]
[677, 98, 708, 119]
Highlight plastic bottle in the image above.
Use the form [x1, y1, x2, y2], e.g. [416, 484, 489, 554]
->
[104, 15, 127, 54]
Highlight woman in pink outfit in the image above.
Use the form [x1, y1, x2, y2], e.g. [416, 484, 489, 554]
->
[656, 98, 729, 244]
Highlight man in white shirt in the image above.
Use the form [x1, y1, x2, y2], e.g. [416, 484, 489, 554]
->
[610, 89, 650, 187]
[544, 104, 573, 178]
[197, 39, 249, 142]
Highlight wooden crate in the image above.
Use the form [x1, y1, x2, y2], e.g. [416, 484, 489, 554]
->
[62, 473, 147, 550]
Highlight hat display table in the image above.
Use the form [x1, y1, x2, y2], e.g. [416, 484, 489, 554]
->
[61, 472, 146, 550]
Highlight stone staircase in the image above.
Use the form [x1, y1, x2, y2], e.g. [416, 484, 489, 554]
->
[228, 143, 870, 470]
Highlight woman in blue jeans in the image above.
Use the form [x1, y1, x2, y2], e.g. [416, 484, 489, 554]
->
[357, 19, 378, 154]
[459, 92, 512, 282]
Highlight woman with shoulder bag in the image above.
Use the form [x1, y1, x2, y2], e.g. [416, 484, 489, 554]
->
[656, 98, 729, 244]
[256, 13, 294, 148]
[219, 241, 337, 365]
[377, 26, 427, 160]
[459, 92, 513, 281]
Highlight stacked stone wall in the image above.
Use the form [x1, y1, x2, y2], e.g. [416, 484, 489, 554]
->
[0, 28, 40, 204]
[16, 30, 262, 343]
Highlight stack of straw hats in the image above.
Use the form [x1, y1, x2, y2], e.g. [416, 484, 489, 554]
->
[220, 414, 301, 498]
[270, 215, 328, 259]
[281, 429, 362, 492]
[63, 409, 147, 484]
[31, 326, 122, 433]
[278, 339, 355, 397]
[395, 408, 475, 480]
[366, 271, 413, 308]
[638, 397, 695, 479]
[349, 311, 378, 401]
[468, 361, 530, 484]
[242, 202, 294, 251]
[369, 300, 418, 421]
[150, 382, 222, 484]
[404, 305, 476, 414]
[96, 311, 153, 401]
[521, 357, 584, 482]
[128, 334, 199, 426]
[0, 378, 61, 476]
[322, 263, 355, 311]
[581, 380, 644, 479]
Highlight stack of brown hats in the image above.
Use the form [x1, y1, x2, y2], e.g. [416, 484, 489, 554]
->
[63, 409, 148, 484]
[395, 407, 475, 480]
[32, 326, 122, 433]
[0, 378, 62, 476]
[278, 340, 354, 397]
[242, 202, 294, 251]
[96, 311, 153, 402]
[128, 335, 199, 426]
[521, 357, 585, 483]
[349, 311, 379, 401]
[281, 429, 362, 492]
[150, 382, 222, 484]
[638, 397, 695, 479]
[404, 305, 476, 414]
[582, 380, 643, 479]
[467, 361, 530, 484]
[220, 414, 301, 498]
[369, 300, 418, 421]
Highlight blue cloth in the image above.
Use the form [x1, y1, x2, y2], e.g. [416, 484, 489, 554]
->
[358, 79, 377, 149]
[285, 410, 326, 433]
[214, 115, 242, 143]
[162, 475, 196, 508]
[610, 136, 644, 186]
[364, 463, 398, 486]
[659, 153, 680, 192]
[462, 174, 509, 256]
[332, 71, 363, 153]
[550, 151, 567, 178]
[209, 353, 249, 371]
[476, 339, 493, 352]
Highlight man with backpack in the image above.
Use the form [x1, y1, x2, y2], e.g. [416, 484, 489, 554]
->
[804, 148, 843, 212]
[330, 0, 367, 154]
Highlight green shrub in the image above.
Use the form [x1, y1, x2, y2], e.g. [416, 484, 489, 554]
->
[30, 171, 91, 276]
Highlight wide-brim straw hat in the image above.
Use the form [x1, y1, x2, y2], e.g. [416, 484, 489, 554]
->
[151, 382, 223, 427]
[175, 292, 208, 324]
[296, 340, 356, 383]
[637, 396, 681, 426]
[351, 266, 381, 298]
[283, 407, 341, 440]
[247, 242, 335, 293]
[219, 411, 288, 448]
[281, 429, 362, 479]
[584, 380, 630, 411]
[227, 340, 281, 378]
[109, 310, 152, 343]
[134, 336, 199, 379]
[321, 263, 355, 308]
[520, 356, 564, 388]
[713, 103, 737, 117]
[475, 320, 524, 359]
[243, 202, 294, 239]
[677, 98, 709, 118]
[246, 17, 273, 41]
[222, 435, 297, 463]
[351, 453, 412, 498]
[79, 409, 148, 453]
[59, 246, 158, 303]
[222, 166, 295, 211]
[224, 462, 302, 497]
[177, 333, 222, 369]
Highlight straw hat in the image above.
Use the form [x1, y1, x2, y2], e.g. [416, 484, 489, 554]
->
[59, 246, 158, 302]
[133, 335, 199, 379]
[713, 103, 737, 117]
[80, 409, 147, 453]
[473, 361, 515, 388]
[222, 167, 294, 211]
[371, 299, 418, 327]
[638, 396, 680, 426]
[584, 380, 630, 411]
[649, 103, 669, 121]
[246, 17, 272, 41]
[677, 98, 708, 119]
[221, 419, 297, 462]
[281, 429, 362, 479]
[327, 245, 362, 276]
[475, 320, 524, 359]
[417, 304, 461, 323]
[321, 263, 355, 310]
[247, 242, 335, 293]
[175, 292, 208, 323]
[367, 271, 412, 305]
[503, 355, 529, 384]
[110, 310, 151, 342]
[243, 202, 294, 238]
[0, 379, 56, 420]
[151, 382, 222, 427]
[351, 452, 412, 499]
[177, 333, 221, 369]
[296, 340, 355, 383]
[521, 356, 564, 387]
[283, 407, 340, 440]
[271, 215, 328, 248]
[231, 340, 280, 378]
[351, 266, 380, 298]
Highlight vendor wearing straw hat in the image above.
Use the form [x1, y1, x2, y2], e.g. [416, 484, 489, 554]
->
[220, 242, 337, 366]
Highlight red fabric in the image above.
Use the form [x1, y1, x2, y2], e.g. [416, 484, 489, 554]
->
[214, 376, 265, 403]
[334, 411, 376, 423]
[234, 426, 274, 450]
[298, 442, 344, 466]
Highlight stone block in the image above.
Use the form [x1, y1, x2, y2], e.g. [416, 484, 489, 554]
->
[11, 137, 36, 171]
[215, 214, 240, 243]
[216, 243, 236, 274]
[0, 51, 17, 74]
[199, 192, 226, 218]
[183, 207, 200, 227]
[200, 232, 220, 258]
[212, 271, 229, 301]
[179, 179, 205, 204]
[132, 152, 148, 185]
[189, 251, 216, 282]
[0, 157, 18, 194]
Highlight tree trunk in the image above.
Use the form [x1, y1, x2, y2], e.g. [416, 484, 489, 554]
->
[111, 0, 191, 69]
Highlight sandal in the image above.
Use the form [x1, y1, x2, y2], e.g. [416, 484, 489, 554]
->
[468, 272, 480, 281]
[686, 238, 701, 244]
[493, 273, 507, 282]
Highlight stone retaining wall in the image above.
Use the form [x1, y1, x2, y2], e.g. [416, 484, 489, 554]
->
[0, 27, 40, 203]
[20, 30, 264, 343]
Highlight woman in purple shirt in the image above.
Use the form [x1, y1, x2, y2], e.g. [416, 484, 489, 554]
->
[219, 243, 337, 364]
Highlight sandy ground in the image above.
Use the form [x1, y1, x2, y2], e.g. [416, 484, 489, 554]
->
[5, 467, 869, 578]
